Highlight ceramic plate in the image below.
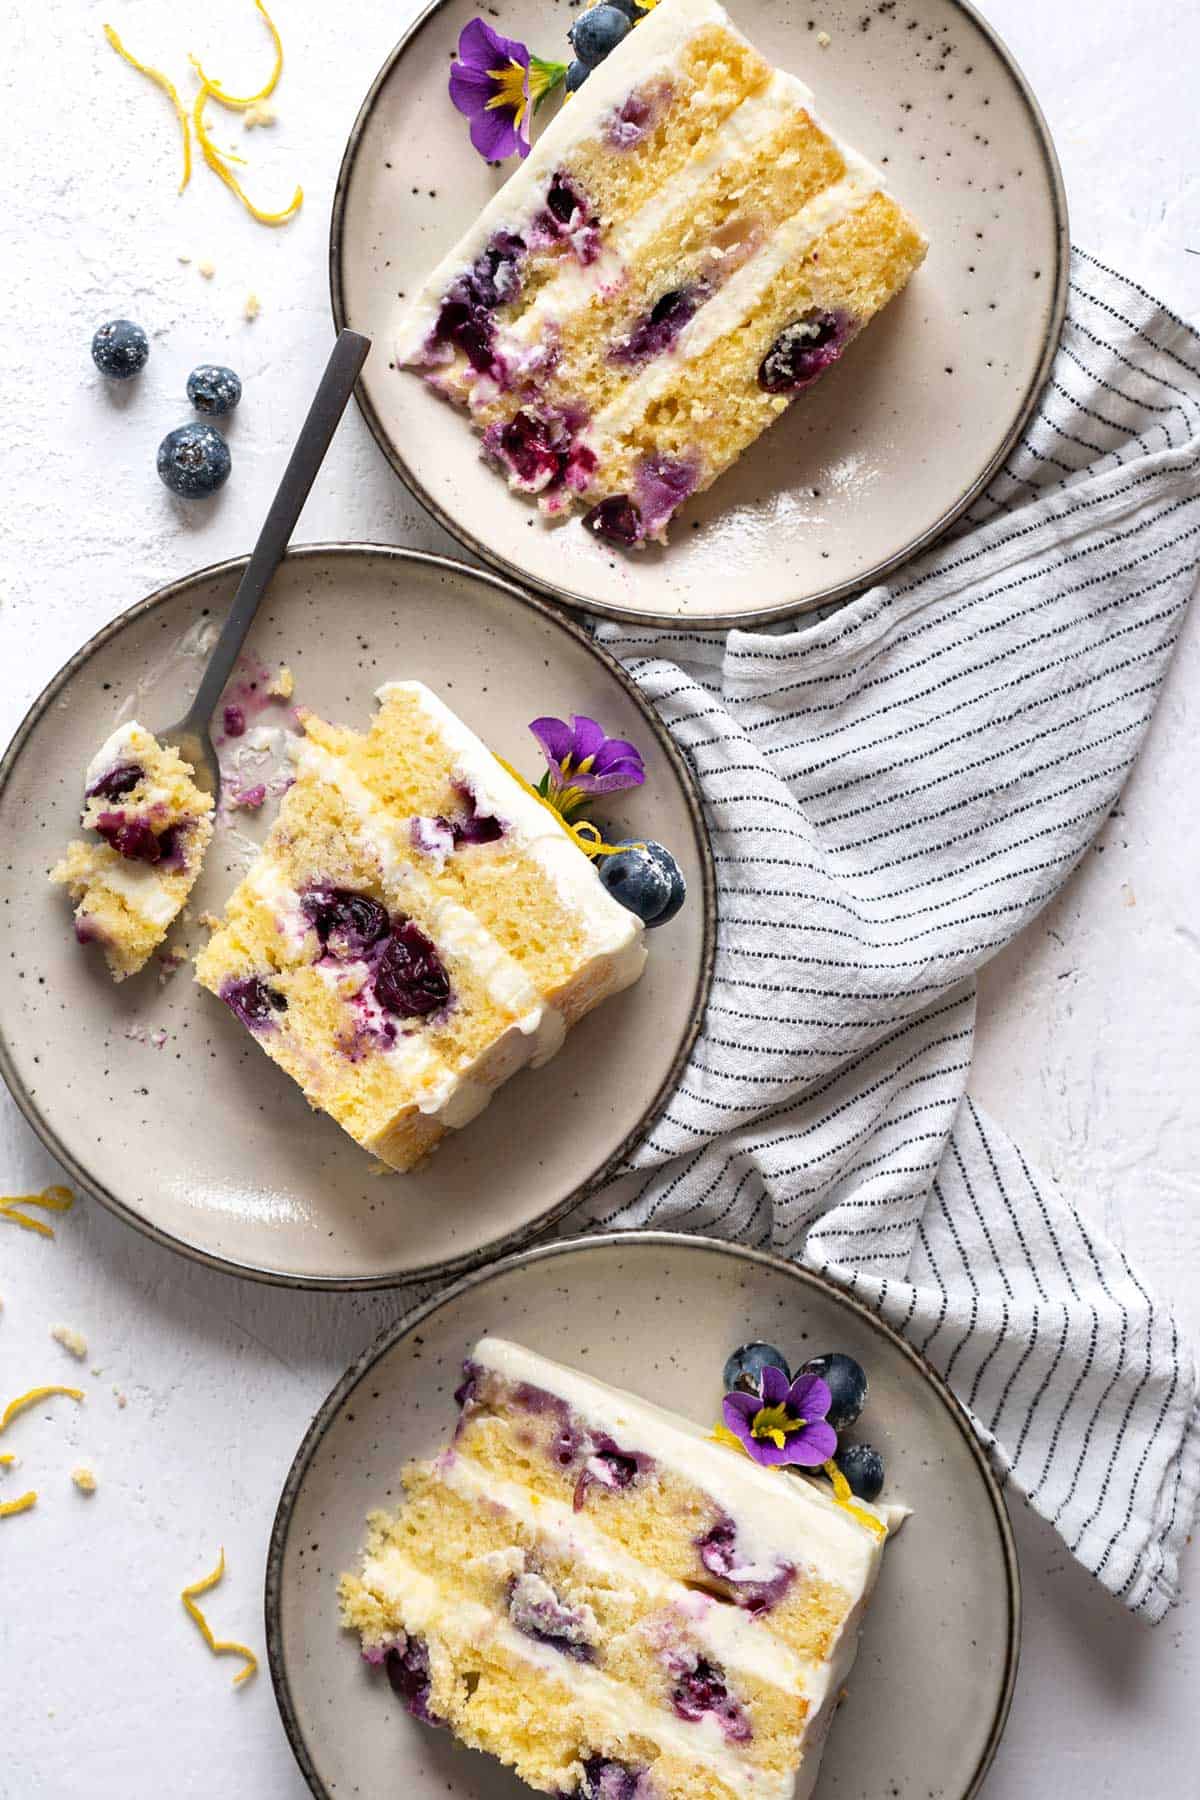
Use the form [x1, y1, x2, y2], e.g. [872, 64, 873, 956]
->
[0, 547, 713, 1287]
[331, 0, 1068, 626]
[267, 1232, 1020, 1800]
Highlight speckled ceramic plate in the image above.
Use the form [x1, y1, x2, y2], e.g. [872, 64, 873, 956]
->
[331, 0, 1067, 626]
[267, 1232, 1020, 1799]
[0, 547, 713, 1287]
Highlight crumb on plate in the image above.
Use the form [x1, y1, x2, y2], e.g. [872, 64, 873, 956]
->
[51, 1325, 88, 1360]
[72, 1466, 98, 1494]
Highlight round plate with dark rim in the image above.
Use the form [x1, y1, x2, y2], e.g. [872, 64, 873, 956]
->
[0, 546, 713, 1288]
[266, 1231, 1020, 1800]
[331, 0, 1068, 627]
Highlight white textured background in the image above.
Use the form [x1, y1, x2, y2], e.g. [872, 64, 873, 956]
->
[1, 1, 1198, 1794]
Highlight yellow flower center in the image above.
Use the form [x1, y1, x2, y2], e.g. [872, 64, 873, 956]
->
[486, 60, 529, 129]
[750, 1403, 804, 1450]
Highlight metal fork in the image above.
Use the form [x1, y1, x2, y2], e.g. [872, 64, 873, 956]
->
[158, 328, 371, 800]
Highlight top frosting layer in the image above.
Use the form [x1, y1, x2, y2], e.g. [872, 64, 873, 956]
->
[471, 1337, 891, 1591]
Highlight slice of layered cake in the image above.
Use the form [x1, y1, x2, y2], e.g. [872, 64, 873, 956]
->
[341, 1337, 896, 1800]
[400, 0, 927, 544]
[193, 683, 645, 1170]
[51, 721, 215, 980]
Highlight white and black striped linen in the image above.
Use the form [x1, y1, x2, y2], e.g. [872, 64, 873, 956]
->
[568, 251, 1200, 1622]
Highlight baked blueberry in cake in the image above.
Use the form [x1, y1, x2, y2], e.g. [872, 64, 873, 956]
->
[193, 682, 647, 1171]
[341, 1337, 902, 1800]
[401, 0, 928, 543]
[50, 721, 214, 981]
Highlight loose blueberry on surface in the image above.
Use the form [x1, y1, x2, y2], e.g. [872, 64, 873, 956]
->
[223, 704, 246, 738]
[583, 493, 643, 547]
[91, 319, 149, 380]
[566, 58, 590, 92]
[569, 4, 631, 68]
[797, 1352, 868, 1430]
[723, 1342, 791, 1396]
[835, 1441, 885, 1502]
[598, 840, 686, 927]
[156, 422, 232, 498]
[187, 363, 242, 417]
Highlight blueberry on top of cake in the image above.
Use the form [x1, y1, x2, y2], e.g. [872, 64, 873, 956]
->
[193, 682, 646, 1171]
[50, 721, 215, 981]
[341, 1338, 899, 1800]
[399, 0, 928, 543]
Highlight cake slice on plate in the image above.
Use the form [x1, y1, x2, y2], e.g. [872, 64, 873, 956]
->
[193, 682, 646, 1170]
[399, 0, 928, 543]
[341, 1337, 897, 1800]
[51, 720, 215, 981]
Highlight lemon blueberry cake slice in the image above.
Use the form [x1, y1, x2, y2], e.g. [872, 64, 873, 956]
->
[193, 683, 646, 1170]
[340, 1337, 896, 1800]
[50, 721, 214, 981]
[400, 0, 927, 544]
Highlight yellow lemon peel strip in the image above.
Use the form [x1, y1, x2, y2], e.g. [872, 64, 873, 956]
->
[0, 1185, 74, 1239]
[192, 81, 302, 225]
[191, 0, 284, 108]
[181, 1549, 259, 1686]
[0, 1491, 38, 1519]
[0, 1453, 16, 1466]
[821, 1460, 887, 1539]
[492, 757, 632, 860]
[0, 1386, 85, 1436]
[102, 25, 192, 192]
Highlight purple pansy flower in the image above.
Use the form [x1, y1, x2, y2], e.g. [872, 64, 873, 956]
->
[529, 714, 645, 816]
[721, 1365, 838, 1470]
[449, 19, 565, 162]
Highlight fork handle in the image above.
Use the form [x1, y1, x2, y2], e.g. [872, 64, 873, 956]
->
[183, 328, 371, 734]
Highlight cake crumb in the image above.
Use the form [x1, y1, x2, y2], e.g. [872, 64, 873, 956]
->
[267, 664, 294, 700]
[71, 1466, 98, 1495]
[245, 293, 261, 321]
[198, 260, 216, 279]
[1121, 882, 1136, 907]
[113, 1387, 128, 1409]
[178, 253, 192, 265]
[817, 29, 832, 47]
[243, 100, 277, 129]
[199, 911, 222, 932]
[51, 1324, 88, 1360]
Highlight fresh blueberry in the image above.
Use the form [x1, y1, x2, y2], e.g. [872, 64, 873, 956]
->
[156, 422, 232, 498]
[597, 840, 686, 927]
[566, 58, 590, 92]
[569, 4, 631, 68]
[723, 1342, 790, 1396]
[835, 1442, 885, 1502]
[798, 1352, 868, 1430]
[187, 363, 242, 417]
[91, 319, 149, 380]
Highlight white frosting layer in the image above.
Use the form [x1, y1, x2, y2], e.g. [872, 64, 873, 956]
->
[377, 681, 646, 992]
[361, 1555, 793, 1799]
[473, 1338, 890, 1591]
[79, 850, 179, 927]
[394, 0, 738, 361]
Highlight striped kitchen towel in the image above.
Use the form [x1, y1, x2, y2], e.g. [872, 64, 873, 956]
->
[569, 250, 1200, 1623]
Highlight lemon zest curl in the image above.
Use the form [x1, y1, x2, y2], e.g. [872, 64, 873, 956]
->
[821, 1459, 887, 1539]
[192, 79, 302, 225]
[103, 25, 192, 192]
[1, 1386, 84, 1436]
[190, 0, 283, 107]
[182, 1549, 259, 1686]
[0, 1491, 37, 1519]
[1, 1184, 74, 1238]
